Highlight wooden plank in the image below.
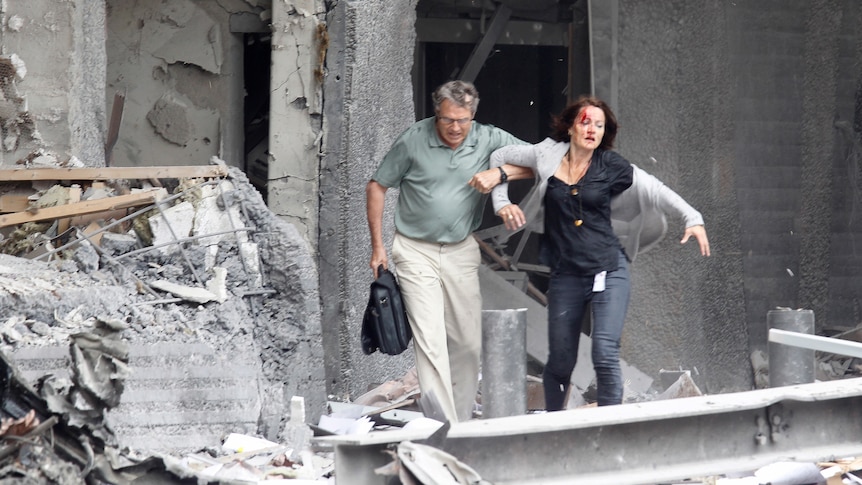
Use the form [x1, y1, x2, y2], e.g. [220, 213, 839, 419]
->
[0, 165, 228, 181]
[0, 194, 30, 213]
[68, 208, 129, 228]
[0, 190, 158, 228]
[105, 91, 125, 167]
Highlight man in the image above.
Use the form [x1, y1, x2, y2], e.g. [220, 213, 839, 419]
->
[366, 80, 528, 422]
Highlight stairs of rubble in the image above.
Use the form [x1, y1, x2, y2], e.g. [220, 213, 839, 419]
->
[10, 343, 261, 453]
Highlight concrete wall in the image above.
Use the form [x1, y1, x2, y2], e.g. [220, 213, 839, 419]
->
[267, 0, 326, 245]
[320, 0, 419, 401]
[0, 1, 105, 166]
[594, 0, 749, 394]
[105, 0, 248, 169]
[601, 0, 862, 394]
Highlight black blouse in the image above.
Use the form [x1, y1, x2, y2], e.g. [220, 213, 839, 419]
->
[543, 149, 633, 275]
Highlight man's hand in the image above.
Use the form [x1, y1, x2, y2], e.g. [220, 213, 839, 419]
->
[469, 165, 534, 193]
[469, 168, 504, 194]
[497, 204, 526, 231]
[370, 249, 388, 279]
[366, 180, 390, 278]
[681, 225, 710, 257]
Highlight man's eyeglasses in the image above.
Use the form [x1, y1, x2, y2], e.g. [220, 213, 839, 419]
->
[437, 116, 472, 126]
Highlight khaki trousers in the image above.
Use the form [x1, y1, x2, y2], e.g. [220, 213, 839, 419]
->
[391, 232, 482, 422]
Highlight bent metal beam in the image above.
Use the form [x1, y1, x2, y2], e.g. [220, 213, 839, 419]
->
[316, 377, 862, 484]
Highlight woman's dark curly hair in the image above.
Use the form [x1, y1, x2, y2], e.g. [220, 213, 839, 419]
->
[549, 95, 618, 150]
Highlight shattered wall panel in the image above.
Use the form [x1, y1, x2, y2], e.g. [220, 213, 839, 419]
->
[319, 0, 419, 401]
[0, 1, 105, 167]
[105, 0, 251, 169]
[267, 0, 326, 245]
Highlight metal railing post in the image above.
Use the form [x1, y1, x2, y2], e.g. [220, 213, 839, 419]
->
[481, 308, 527, 418]
[767, 308, 815, 387]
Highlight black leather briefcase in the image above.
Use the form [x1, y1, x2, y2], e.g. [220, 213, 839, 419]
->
[361, 266, 412, 356]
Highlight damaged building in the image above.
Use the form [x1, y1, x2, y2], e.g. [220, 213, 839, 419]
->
[1, 0, 862, 483]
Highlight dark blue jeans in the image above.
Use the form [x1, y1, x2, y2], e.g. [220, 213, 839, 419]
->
[543, 250, 631, 410]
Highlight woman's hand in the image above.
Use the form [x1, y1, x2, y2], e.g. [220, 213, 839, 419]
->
[681, 225, 711, 257]
[497, 204, 526, 230]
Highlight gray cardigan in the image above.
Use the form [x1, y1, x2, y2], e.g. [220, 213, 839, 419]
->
[490, 138, 704, 262]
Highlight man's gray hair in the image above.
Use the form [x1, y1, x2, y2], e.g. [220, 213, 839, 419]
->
[432, 80, 480, 114]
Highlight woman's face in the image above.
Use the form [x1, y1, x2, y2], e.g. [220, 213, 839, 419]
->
[570, 105, 605, 151]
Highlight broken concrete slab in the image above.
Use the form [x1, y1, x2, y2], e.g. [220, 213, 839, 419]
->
[150, 279, 218, 303]
[148, 200, 195, 253]
[655, 371, 703, 401]
[0, 346, 334, 483]
[0, 167, 325, 455]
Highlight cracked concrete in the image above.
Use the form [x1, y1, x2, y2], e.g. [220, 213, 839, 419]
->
[1, 167, 326, 455]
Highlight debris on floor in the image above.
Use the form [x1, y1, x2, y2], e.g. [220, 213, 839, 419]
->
[0, 330, 335, 484]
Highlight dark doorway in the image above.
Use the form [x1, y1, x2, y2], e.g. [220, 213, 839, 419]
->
[414, 0, 584, 295]
[420, 42, 569, 143]
[243, 32, 271, 202]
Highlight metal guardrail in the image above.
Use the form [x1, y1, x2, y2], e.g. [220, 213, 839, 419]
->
[769, 328, 862, 359]
[316, 377, 862, 484]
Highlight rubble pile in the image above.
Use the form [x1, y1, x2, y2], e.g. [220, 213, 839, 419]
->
[0, 161, 328, 483]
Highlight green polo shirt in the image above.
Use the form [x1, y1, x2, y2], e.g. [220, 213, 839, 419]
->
[373, 117, 527, 244]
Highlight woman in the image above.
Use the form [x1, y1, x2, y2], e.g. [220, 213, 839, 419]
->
[489, 96, 633, 410]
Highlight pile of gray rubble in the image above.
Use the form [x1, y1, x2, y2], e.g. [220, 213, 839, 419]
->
[0, 161, 331, 483]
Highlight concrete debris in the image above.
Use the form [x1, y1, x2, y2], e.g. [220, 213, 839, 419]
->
[0, 346, 335, 484]
[0, 53, 26, 81]
[353, 366, 420, 408]
[751, 349, 770, 389]
[150, 278, 219, 303]
[6, 16, 24, 32]
[0, 163, 325, 480]
[375, 441, 487, 485]
[280, 396, 312, 459]
[317, 413, 375, 436]
[718, 461, 828, 485]
[655, 370, 703, 400]
[148, 199, 195, 251]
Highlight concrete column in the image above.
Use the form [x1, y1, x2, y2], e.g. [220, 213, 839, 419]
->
[267, 0, 325, 247]
[768, 308, 815, 387]
[481, 309, 527, 418]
